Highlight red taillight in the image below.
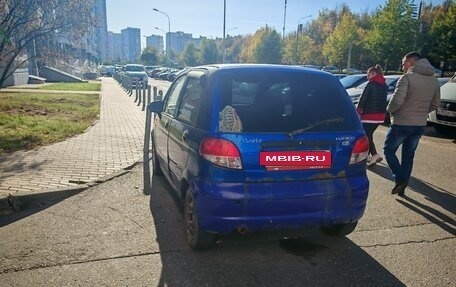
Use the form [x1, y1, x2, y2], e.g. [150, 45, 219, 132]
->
[199, 138, 242, 169]
[349, 135, 369, 164]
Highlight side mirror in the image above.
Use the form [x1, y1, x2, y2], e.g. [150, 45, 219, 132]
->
[148, 101, 164, 117]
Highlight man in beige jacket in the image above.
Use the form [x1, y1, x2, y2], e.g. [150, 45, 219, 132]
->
[383, 52, 440, 196]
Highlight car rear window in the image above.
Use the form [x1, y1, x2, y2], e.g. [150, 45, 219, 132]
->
[218, 70, 359, 133]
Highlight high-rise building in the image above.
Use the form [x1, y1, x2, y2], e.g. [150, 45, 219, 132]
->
[145, 35, 164, 54]
[121, 27, 141, 62]
[107, 32, 122, 62]
[168, 31, 193, 55]
[94, 0, 108, 61]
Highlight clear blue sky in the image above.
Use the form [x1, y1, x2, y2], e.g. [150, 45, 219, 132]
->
[106, 0, 444, 48]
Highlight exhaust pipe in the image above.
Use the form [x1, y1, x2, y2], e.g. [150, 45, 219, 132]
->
[237, 225, 248, 235]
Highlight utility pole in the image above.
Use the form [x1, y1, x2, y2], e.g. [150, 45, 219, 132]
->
[282, 0, 287, 39]
[223, 0, 226, 63]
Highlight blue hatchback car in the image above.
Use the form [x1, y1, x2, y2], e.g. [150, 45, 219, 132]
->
[148, 64, 370, 250]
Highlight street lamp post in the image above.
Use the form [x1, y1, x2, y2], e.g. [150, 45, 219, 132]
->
[154, 27, 166, 55]
[222, 0, 226, 63]
[295, 15, 312, 64]
[153, 8, 170, 63]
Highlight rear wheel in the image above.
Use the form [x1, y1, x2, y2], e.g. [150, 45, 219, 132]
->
[184, 190, 215, 250]
[321, 221, 358, 237]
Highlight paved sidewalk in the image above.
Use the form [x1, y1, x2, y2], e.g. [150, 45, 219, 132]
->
[0, 78, 147, 213]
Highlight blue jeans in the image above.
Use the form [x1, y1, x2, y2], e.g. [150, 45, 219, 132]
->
[383, 125, 425, 184]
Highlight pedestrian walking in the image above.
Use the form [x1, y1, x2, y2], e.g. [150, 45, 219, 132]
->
[356, 64, 388, 167]
[383, 52, 440, 196]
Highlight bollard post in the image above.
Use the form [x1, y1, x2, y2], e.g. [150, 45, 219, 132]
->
[128, 78, 132, 95]
[142, 84, 147, 111]
[137, 81, 142, 106]
[135, 80, 139, 102]
[153, 86, 158, 101]
[143, 102, 152, 194]
[147, 85, 151, 106]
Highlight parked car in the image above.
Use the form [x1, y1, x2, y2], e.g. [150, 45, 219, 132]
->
[427, 75, 456, 135]
[99, 65, 115, 77]
[437, 77, 451, 87]
[346, 75, 402, 105]
[124, 64, 148, 87]
[339, 74, 367, 89]
[300, 64, 321, 70]
[144, 65, 158, 77]
[321, 66, 340, 73]
[333, 73, 347, 80]
[148, 64, 370, 250]
[342, 67, 362, 74]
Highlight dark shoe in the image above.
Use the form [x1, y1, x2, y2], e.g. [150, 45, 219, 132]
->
[391, 181, 407, 195]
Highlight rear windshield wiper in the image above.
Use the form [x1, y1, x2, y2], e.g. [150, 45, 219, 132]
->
[289, 117, 344, 137]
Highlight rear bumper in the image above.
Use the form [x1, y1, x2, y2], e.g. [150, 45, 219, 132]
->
[191, 176, 369, 234]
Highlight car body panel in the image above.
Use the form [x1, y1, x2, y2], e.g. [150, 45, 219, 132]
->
[427, 79, 456, 130]
[339, 74, 367, 89]
[150, 64, 369, 235]
[124, 64, 148, 87]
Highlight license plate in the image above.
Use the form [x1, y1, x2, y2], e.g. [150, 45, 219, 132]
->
[437, 109, 456, 117]
[260, 151, 332, 170]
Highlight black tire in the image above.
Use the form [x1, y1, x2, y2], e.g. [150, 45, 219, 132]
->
[151, 139, 163, 176]
[321, 221, 358, 237]
[184, 190, 215, 250]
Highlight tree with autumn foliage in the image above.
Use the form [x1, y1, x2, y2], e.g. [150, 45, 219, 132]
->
[240, 26, 282, 64]
[364, 0, 420, 71]
[322, 13, 365, 69]
[429, 1, 456, 70]
[0, 0, 95, 88]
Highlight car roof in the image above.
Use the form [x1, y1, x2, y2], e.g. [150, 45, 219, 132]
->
[188, 64, 331, 77]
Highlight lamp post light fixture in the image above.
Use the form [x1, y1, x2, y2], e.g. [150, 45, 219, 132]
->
[295, 15, 312, 64]
[153, 8, 170, 62]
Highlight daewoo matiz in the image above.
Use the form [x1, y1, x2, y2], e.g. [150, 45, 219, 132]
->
[148, 64, 370, 250]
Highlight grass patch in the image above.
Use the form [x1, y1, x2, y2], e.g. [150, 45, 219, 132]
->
[0, 92, 100, 155]
[37, 82, 101, 92]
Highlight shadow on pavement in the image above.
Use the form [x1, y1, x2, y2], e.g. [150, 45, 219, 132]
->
[368, 163, 456, 235]
[144, 166, 405, 286]
[0, 186, 87, 227]
[395, 197, 456, 235]
[0, 151, 49, 182]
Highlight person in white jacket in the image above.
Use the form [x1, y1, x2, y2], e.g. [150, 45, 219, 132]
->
[383, 52, 440, 196]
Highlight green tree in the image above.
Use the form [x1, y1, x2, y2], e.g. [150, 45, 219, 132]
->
[364, 0, 420, 71]
[140, 46, 159, 66]
[226, 36, 246, 63]
[240, 26, 282, 64]
[430, 1, 456, 65]
[322, 13, 363, 68]
[199, 39, 218, 64]
[0, 0, 95, 87]
[181, 43, 199, 66]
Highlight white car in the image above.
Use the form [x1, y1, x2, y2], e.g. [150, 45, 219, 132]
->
[124, 64, 148, 88]
[427, 75, 456, 135]
[346, 75, 401, 105]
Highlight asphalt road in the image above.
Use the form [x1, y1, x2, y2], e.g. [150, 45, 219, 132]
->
[0, 108, 454, 286]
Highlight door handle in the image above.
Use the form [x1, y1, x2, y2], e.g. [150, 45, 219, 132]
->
[182, 130, 189, 142]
